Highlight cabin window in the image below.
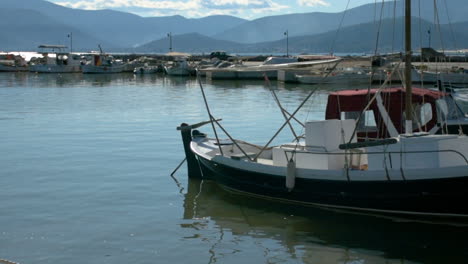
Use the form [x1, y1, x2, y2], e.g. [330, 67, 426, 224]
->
[341, 110, 377, 131]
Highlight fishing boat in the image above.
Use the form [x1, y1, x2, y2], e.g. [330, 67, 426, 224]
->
[164, 57, 195, 76]
[82, 45, 127, 74]
[178, 0, 468, 218]
[29, 45, 82, 73]
[134, 64, 160, 74]
[0, 54, 28, 72]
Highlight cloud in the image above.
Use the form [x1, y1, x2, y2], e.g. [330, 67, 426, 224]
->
[297, 0, 330, 7]
[201, 0, 269, 8]
[52, 0, 290, 18]
[54, 0, 201, 11]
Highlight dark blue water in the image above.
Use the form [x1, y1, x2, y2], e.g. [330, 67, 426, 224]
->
[1, 72, 467, 264]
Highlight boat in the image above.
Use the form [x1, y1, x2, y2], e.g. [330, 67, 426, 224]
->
[414, 68, 468, 85]
[82, 45, 127, 74]
[133, 65, 160, 74]
[202, 56, 341, 80]
[29, 45, 82, 73]
[0, 54, 28, 72]
[177, 0, 468, 218]
[164, 57, 195, 76]
[296, 67, 371, 84]
[376, 66, 468, 85]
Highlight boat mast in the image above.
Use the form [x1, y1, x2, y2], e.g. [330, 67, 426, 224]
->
[404, 0, 413, 134]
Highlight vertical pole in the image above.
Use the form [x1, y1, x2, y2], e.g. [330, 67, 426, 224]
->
[285, 30, 289, 57]
[428, 28, 431, 47]
[70, 32, 73, 53]
[404, 0, 413, 134]
[168, 32, 173, 52]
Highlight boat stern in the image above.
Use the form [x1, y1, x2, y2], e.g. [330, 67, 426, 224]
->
[178, 123, 203, 179]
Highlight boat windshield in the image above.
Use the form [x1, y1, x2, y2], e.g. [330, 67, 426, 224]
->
[262, 57, 298, 65]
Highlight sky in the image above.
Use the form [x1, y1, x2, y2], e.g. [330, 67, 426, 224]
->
[49, 0, 379, 19]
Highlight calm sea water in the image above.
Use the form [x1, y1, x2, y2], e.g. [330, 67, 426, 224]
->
[1, 72, 467, 264]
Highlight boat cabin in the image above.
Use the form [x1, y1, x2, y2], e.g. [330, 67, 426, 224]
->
[90, 54, 116, 66]
[37, 45, 81, 66]
[325, 87, 467, 140]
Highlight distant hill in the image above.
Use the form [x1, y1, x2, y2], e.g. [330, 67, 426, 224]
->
[135, 33, 245, 53]
[0, 8, 114, 51]
[213, 0, 468, 43]
[240, 17, 468, 54]
[135, 17, 468, 54]
[143, 15, 249, 44]
[0, 0, 466, 53]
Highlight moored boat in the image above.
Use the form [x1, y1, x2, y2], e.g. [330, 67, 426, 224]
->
[164, 57, 195, 76]
[134, 65, 160, 74]
[177, 0, 468, 219]
[82, 45, 127, 74]
[0, 54, 28, 72]
[179, 120, 468, 217]
[296, 67, 371, 84]
[415, 69, 468, 84]
[202, 56, 341, 80]
[29, 45, 82, 73]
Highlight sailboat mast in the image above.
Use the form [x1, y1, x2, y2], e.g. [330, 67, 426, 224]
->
[404, 0, 413, 134]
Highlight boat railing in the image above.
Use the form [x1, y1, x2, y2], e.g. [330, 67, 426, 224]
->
[282, 149, 468, 166]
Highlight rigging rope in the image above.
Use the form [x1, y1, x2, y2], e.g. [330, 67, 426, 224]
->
[417, 0, 426, 88]
[442, 0, 458, 51]
[329, 0, 351, 55]
[433, 0, 446, 54]
[372, 0, 385, 57]
[391, 0, 397, 54]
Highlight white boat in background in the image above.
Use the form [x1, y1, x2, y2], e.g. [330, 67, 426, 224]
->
[82, 45, 127, 74]
[296, 67, 371, 84]
[256, 56, 340, 70]
[373, 67, 468, 85]
[134, 64, 159, 74]
[164, 57, 195, 76]
[414, 69, 468, 84]
[203, 56, 341, 80]
[29, 45, 82, 73]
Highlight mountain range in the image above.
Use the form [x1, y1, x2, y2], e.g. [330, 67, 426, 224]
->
[1, 0, 467, 54]
[135, 18, 468, 54]
[213, 0, 468, 44]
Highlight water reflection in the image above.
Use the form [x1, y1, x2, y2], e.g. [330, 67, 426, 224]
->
[1, 71, 467, 264]
[182, 178, 468, 264]
[81, 73, 136, 87]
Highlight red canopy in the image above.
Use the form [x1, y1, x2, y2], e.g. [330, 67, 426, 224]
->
[325, 87, 446, 138]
